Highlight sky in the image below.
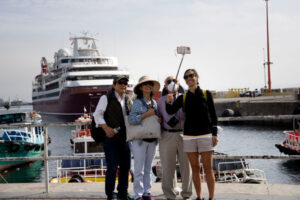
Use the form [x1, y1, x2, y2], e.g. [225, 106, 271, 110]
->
[0, 0, 299, 101]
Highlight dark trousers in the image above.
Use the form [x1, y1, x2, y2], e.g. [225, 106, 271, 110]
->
[103, 138, 131, 199]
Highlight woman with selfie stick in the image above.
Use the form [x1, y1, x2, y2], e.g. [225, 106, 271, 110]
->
[165, 68, 218, 200]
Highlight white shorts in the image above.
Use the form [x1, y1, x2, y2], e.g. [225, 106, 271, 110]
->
[183, 136, 214, 153]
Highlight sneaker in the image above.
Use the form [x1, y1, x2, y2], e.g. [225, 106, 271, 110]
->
[142, 193, 154, 200]
[135, 197, 143, 200]
[107, 193, 118, 200]
[183, 198, 192, 200]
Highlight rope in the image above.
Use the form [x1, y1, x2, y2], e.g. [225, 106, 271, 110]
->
[0, 173, 8, 184]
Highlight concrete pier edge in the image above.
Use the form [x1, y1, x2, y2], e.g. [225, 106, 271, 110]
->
[1, 182, 300, 200]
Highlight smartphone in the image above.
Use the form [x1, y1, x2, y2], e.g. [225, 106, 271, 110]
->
[177, 46, 191, 54]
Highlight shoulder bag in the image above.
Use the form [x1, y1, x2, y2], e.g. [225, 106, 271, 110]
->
[125, 99, 161, 141]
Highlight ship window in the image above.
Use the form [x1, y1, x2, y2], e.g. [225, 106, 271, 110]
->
[101, 59, 108, 64]
[61, 59, 69, 63]
[32, 91, 60, 100]
[75, 142, 85, 153]
[0, 113, 25, 124]
[67, 67, 118, 72]
[35, 127, 39, 134]
[66, 75, 118, 81]
[87, 142, 103, 153]
[45, 82, 59, 91]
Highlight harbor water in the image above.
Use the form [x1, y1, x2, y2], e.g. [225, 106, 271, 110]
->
[0, 106, 299, 184]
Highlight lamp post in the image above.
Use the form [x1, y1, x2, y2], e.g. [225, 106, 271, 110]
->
[264, 0, 272, 93]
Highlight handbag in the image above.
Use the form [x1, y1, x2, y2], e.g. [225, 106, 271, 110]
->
[125, 115, 161, 141]
[126, 98, 161, 141]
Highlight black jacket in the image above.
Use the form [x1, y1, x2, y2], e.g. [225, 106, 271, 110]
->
[166, 87, 218, 136]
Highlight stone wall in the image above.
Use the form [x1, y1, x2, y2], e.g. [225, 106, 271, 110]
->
[215, 101, 300, 117]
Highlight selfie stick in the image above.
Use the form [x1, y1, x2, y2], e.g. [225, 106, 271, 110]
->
[172, 46, 191, 91]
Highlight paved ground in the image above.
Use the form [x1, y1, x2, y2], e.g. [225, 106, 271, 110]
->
[1, 182, 300, 200]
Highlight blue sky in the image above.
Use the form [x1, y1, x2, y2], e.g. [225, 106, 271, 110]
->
[0, 0, 299, 101]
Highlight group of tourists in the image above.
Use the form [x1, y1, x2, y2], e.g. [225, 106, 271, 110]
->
[93, 68, 218, 200]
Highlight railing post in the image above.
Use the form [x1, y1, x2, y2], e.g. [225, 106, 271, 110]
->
[44, 126, 49, 194]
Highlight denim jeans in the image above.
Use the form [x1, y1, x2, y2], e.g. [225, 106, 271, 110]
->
[104, 138, 131, 199]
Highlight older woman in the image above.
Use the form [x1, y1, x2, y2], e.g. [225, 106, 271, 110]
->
[129, 76, 160, 200]
[166, 69, 218, 200]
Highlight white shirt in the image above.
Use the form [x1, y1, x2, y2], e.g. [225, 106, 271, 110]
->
[93, 91, 126, 126]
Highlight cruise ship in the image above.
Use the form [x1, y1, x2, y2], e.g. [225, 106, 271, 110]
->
[32, 35, 131, 116]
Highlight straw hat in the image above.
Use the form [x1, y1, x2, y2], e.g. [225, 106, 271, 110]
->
[134, 76, 160, 94]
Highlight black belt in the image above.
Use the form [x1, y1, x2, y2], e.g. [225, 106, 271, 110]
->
[164, 129, 183, 132]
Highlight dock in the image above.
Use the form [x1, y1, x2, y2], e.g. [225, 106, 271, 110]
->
[1, 182, 300, 200]
[214, 95, 300, 123]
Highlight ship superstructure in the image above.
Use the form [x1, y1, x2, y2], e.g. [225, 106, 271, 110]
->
[32, 35, 130, 115]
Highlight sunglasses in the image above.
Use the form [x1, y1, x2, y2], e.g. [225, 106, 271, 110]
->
[142, 81, 154, 86]
[117, 80, 128, 85]
[184, 73, 196, 80]
[166, 79, 177, 84]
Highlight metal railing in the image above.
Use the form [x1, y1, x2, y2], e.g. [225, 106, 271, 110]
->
[1, 120, 300, 194]
[218, 114, 300, 122]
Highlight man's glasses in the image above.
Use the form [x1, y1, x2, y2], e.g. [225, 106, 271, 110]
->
[166, 79, 177, 84]
[142, 81, 154, 86]
[184, 73, 196, 80]
[117, 80, 128, 85]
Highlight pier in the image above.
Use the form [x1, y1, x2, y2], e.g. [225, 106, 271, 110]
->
[215, 95, 299, 116]
[1, 182, 300, 200]
[213, 95, 300, 127]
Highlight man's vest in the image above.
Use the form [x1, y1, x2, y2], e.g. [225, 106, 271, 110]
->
[104, 91, 131, 143]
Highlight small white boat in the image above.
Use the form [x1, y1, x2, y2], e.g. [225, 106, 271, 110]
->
[152, 153, 267, 184]
[214, 159, 266, 184]
[51, 113, 133, 183]
[275, 118, 300, 155]
[70, 113, 92, 146]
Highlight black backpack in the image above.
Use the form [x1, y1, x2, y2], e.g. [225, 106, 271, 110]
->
[91, 116, 106, 143]
[91, 94, 111, 143]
